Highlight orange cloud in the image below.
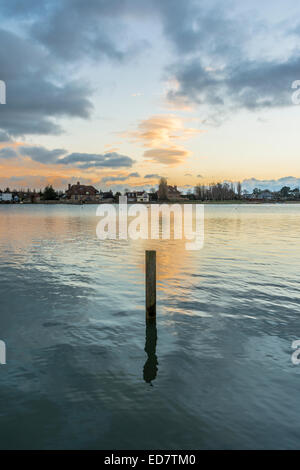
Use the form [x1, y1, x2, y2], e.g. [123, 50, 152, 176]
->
[144, 146, 189, 165]
[129, 114, 201, 147]
[125, 114, 202, 165]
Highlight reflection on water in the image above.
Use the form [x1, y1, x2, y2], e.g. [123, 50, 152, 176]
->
[143, 319, 158, 385]
[0, 204, 300, 449]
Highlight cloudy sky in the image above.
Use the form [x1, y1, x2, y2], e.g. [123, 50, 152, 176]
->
[1, 0, 300, 192]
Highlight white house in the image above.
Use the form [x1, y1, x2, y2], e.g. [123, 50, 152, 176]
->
[136, 192, 150, 203]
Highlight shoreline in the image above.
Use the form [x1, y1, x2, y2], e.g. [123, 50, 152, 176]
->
[1, 200, 300, 206]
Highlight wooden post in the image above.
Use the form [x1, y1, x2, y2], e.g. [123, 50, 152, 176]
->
[146, 250, 156, 319]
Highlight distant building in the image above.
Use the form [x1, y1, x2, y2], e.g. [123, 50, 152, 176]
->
[100, 191, 114, 203]
[136, 191, 149, 203]
[125, 191, 150, 203]
[26, 192, 41, 203]
[256, 191, 274, 200]
[0, 191, 12, 202]
[66, 182, 99, 202]
[125, 191, 138, 202]
[158, 185, 182, 201]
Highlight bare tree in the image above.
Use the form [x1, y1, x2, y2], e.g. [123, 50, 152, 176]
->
[158, 177, 168, 200]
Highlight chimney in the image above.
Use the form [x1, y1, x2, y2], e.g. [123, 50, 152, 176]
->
[68, 184, 71, 190]
[77, 181, 80, 186]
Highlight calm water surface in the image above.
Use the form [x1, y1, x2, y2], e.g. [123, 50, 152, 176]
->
[0, 204, 300, 449]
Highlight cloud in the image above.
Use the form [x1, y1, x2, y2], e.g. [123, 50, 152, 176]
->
[144, 174, 161, 179]
[129, 114, 201, 147]
[0, 28, 93, 137]
[241, 176, 300, 192]
[59, 152, 135, 169]
[0, 147, 18, 159]
[127, 114, 201, 165]
[19, 146, 67, 163]
[17, 145, 135, 169]
[157, 0, 300, 116]
[101, 172, 140, 183]
[144, 147, 189, 165]
[0, 0, 149, 64]
[167, 57, 300, 115]
[101, 176, 128, 183]
[0, 130, 11, 142]
[1, 0, 299, 141]
[197, 174, 203, 178]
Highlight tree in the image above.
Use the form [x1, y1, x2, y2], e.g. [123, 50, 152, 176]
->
[158, 177, 168, 201]
[280, 186, 290, 198]
[237, 181, 242, 199]
[194, 184, 204, 200]
[114, 191, 121, 202]
[43, 185, 57, 200]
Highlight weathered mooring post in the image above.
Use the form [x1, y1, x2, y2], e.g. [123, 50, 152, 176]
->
[146, 250, 156, 319]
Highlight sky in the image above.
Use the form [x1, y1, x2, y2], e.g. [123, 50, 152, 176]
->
[1, 0, 300, 193]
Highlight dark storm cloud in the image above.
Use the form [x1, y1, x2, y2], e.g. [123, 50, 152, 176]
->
[19, 146, 67, 163]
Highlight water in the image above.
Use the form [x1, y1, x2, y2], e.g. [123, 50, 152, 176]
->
[0, 203, 300, 449]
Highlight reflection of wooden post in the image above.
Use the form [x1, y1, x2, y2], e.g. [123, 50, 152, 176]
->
[143, 319, 158, 384]
[146, 251, 156, 319]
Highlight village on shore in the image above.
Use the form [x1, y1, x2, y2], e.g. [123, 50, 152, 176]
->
[0, 179, 299, 204]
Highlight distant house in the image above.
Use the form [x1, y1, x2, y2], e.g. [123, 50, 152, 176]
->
[158, 185, 182, 201]
[66, 182, 99, 202]
[125, 191, 138, 202]
[100, 191, 114, 203]
[256, 191, 274, 200]
[27, 192, 41, 203]
[137, 191, 149, 203]
[125, 191, 150, 203]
